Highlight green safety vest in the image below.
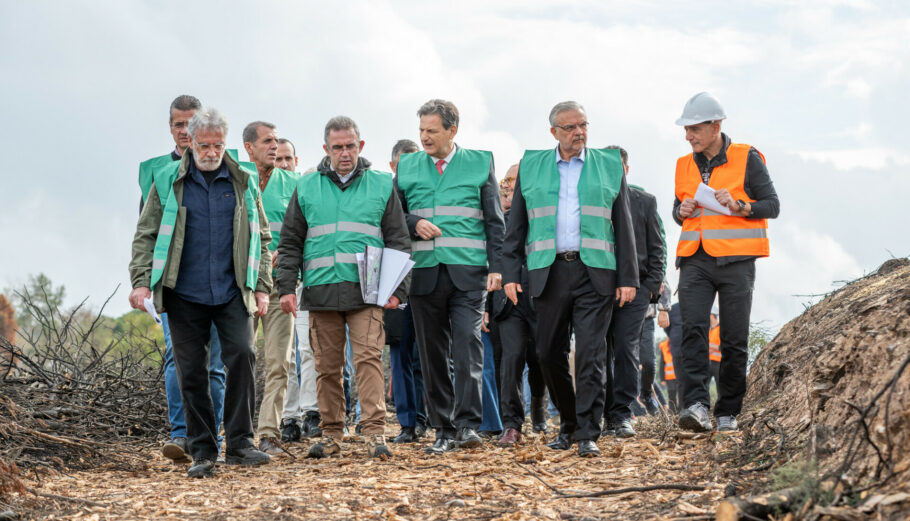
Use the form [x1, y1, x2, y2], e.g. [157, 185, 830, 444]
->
[519, 148, 623, 271]
[298, 169, 393, 287]
[149, 159, 262, 291]
[396, 148, 492, 268]
[139, 149, 239, 203]
[250, 167, 299, 252]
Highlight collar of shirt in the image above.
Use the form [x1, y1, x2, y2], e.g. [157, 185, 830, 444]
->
[174, 146, 183, 158]
[431, 143, 458, 172]
[555, 145, 586, 164]
[188, 157, 229, 186]
[331, 164, 358, 184]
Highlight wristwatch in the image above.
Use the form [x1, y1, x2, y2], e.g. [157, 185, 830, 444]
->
[736, 199, 747, 213]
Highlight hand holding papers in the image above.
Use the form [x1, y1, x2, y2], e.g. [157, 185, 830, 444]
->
[694, 182, 732, 216]
[357, 246, 415, 307]
[143, 296, 162, 326]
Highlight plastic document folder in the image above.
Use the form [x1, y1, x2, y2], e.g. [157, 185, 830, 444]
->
[356, 246, 414, 307]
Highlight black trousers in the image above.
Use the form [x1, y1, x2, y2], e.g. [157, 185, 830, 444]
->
[604, 287, 650, 422]
[678, 248, 755, 416]
[163, 290, 256, 461]
[638, 316, 657, 401]
[496, 295, 545, 431]
[410, 265, 485, 438]
[535, 259, 613, 441]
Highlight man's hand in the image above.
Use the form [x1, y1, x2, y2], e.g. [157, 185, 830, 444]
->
[615, 286, 636, 307]
[657, 310, 670, 328]
[415, 219, 442, 240]
[481, 311, 490, 333]
[271, 250, 279, 269]
[384, 295, 401, 310]
[279, 293, 298, 317]
[128, 287, 152, 310]
[713, 188, 738, 213]
[504, 282, 522, 305]
[678, 198, 697, 219]
[254, 291, 269, 317]
[486, 273, 502, 291]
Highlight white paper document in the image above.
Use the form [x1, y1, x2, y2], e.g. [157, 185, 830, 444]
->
[356, 247, 415, 307]
[143, 296, 162, 326]
[694, 182, 732, 216]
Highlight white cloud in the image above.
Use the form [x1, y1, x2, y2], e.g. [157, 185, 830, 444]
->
[797, 147, 910, 170]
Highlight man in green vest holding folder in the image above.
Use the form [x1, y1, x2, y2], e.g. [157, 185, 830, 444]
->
[241, 121, 300, 456]
[395, 99, 505, 454]
[502, 101, 639, 457]
[276, 116, 411, 460]
[129, 107, 274, 478]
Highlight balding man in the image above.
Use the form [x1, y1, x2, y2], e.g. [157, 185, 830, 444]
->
[503, 101, 638, 457]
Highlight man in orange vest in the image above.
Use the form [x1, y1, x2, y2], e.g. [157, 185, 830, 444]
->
[673, 92, 780, 432]
[658, 338, 677, 412]
[708, 309, 721, 386]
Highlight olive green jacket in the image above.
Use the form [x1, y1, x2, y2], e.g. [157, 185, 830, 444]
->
[129, 152, 273, 315]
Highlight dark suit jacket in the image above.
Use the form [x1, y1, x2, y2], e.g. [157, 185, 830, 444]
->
[394, 147, 505, 295]
[502, 155, 639, 298]
[628, 185, 666, 301]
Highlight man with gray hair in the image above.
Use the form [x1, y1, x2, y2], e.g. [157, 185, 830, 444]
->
[276, 116, 411, 459]
[395, 99, 505, 454]
[502, 101, 638, 457]
[129, 107, 273, 478]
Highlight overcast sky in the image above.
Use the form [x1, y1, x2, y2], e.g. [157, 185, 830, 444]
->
[1, 0, 908, 332]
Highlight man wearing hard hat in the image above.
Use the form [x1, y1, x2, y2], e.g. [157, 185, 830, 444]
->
[672, 92, 780, 433]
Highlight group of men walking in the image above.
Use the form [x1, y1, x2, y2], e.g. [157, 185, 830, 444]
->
[128, 92, 779, 478]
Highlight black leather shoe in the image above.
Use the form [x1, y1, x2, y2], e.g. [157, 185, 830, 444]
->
[187, 459, 216, 478]
[615, 419, 636, 438]
[415, 423, 428, 438]
[546, 433, 575, 451]
[392, 426, 418, 444]
[162, 437, 192, 464]
[602, 421, 618, 437]
[280, 419, 301, 443]
[455, 428, 482, 449]
[225, 447, 271, 466]
[530, 396, 549, 433]
[302, 411, 322, 438]
[424, 438, 455, 455]
[577, 440, 600, 457]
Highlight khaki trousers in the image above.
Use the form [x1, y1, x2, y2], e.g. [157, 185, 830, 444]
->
[309, 306, 386, 438]
[254, 288, 295, 439]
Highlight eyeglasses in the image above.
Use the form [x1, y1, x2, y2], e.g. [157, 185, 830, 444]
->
[195, 141, 225, 153]
[554, 122, 589, 132]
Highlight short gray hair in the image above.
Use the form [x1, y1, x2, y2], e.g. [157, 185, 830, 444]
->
[187, 107, 229, 140]
[548, 101, 586, 127]
[417, 99, 459, 129]
[323, 116, 360, 144]
[169, 95, 201, 123]
[242, 121, 276, 144]
[391, 139, 419, 161]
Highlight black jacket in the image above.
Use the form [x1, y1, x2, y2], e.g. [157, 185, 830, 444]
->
[276, 156, 411, 311]
[672, 133, 780, 267]
[393, 146, 505, 295]
[502, 154, 639, 298]
[628, 185, 666, 300]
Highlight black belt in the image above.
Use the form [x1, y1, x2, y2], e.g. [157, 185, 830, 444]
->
[555, 251, 580, 261]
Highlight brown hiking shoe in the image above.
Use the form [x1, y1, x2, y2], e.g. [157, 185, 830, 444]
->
[307, 436, 341, 458]
[367, 435, 393, 460]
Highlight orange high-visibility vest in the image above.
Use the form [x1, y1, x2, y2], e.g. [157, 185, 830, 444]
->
[709, 325, 722, 362]
[659, 339, 676, 381]
[675, 143, 770, 258]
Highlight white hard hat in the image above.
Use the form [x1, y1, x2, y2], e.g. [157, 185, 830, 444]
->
[675, 92, 726, 126]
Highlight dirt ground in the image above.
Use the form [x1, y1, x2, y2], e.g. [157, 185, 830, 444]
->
[9, 416, 739, 521]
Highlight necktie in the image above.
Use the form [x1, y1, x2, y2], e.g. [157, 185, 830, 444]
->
[435, 159, 446, 175]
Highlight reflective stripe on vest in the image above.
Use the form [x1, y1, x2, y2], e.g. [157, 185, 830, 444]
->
[519, 148, 623, 271]
[297, 169, 392, 287]
[397, 148, 492, 268]
[675, 143, 770, 258]
[149, 156, 261, 291]
[659, 339, 675, 381]
[709, 325, 722, 362]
